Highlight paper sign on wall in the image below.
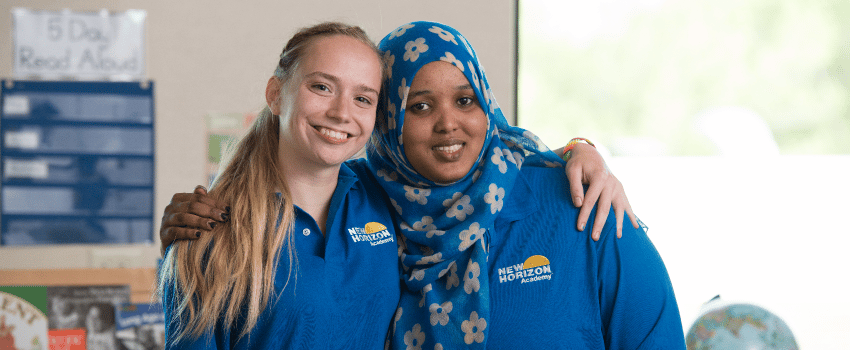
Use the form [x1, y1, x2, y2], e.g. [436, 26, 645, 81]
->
[12, 8, 146, 80]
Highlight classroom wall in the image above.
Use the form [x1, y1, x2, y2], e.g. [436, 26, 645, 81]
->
[0, 0, 518, 269]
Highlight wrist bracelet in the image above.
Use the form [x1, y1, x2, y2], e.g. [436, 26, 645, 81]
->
[561, 137, 595, 162]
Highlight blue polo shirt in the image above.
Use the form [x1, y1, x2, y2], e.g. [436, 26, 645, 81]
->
[488, 165, 685, 349]
[164, 161, 400, 349]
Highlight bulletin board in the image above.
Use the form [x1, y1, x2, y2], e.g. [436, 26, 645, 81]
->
[0, 80, 155, 245]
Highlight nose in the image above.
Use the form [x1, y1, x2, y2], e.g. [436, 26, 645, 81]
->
[327, 95, 352, 122]
[433, 107, 459, 134]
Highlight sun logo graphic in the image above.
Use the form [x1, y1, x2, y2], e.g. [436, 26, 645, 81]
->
[348, 222, 394, 246]
[497, 255, 553, 284]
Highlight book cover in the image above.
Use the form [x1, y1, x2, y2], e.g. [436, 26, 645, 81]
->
[0, 286, 49, 350]
[47, 329, 85, 350]
[46, 285, 130, 350]
[115, 303, 164, 350]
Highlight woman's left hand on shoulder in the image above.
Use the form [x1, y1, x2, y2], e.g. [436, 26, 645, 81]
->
[564, 143, 639, 241]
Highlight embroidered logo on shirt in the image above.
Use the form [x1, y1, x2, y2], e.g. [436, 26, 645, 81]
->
[348, 222, 394, 246]
[497, 255, 553, 284]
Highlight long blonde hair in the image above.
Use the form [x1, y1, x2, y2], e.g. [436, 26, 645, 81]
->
[157, 22, 381, 343]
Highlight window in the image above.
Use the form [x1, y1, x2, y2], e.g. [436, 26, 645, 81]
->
[518, 1, 850, 347]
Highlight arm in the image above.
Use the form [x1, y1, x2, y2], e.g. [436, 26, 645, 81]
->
[593, 218, 685, 348]
[556, 142, 639, 241]
[159, 186, 229, 254]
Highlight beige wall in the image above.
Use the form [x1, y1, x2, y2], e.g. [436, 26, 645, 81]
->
[0, 1, 516, 269]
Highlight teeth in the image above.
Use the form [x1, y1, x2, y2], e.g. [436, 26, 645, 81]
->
[320, 127, 348, 141]
[435, 144, 462, 153]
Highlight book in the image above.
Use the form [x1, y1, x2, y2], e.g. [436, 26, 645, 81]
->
[0, 286, 49, 350]
[46, 285, 130, 350]
[115, 303, 164, 350]
[47, 328, 85, 350]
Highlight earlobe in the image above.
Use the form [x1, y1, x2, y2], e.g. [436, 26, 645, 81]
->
[266, 77, 282, 115]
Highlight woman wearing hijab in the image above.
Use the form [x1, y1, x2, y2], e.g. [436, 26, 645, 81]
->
[370, 21, 684, 349]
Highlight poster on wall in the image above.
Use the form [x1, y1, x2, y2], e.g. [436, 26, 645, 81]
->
[114, 303, 165, 350]
[46, 285, 130, 350]
[0, 286, 50, 350]
[12, 8, 146, 80]
[206, 112, 256, 186]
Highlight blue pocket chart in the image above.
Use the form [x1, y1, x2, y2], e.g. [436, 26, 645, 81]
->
[1, 80, 154, 245]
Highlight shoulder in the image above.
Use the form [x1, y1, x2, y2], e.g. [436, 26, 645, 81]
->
[511, 165, 572, 207]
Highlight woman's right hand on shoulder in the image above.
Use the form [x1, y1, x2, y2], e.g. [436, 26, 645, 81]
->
[160, 185, 230, 254]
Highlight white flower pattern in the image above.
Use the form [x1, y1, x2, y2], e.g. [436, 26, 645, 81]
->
[461, 311, 487, 344]
[404, 186, 430, 204]
[458, 222, 485, 251]
[426, 229, 446, 238]
[384, 51, 396, 79]
[404, 38, 429, 62]
[428, 301, 452, 326]
[429, 301, 453, 326]
[410, 268, 425, 281]
[393, 307, 403, 334]
[463, 260, 481, 294]
[491, 148, 508, 173]
[442, 262, 459, 289]
[429, 25, 458, 44]
[445, 194, 474, 221]
[483, 183, 505, 214]
[439, 52, 464, 71]
[419, 283, 433, 307]
[418, 252, 444, 265]
[377, 169, 398, 183]
[467, 61, 480, 92]
[458, 34, 474, 56]
[389, 23, 415, 40]
[388, 102, 397, 130]
[404, 323, 426, 350]
[412, 216, 437, 232]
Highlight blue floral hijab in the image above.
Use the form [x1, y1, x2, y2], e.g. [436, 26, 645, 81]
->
[367, 21, 564, 349]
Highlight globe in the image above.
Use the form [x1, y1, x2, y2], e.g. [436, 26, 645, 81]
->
[686, 297, 798, 350]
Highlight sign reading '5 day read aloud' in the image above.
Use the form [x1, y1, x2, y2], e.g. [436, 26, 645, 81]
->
[12, 8, 146, 80]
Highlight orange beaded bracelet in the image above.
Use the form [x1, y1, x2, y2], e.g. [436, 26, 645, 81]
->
[561, 137, 595, 162]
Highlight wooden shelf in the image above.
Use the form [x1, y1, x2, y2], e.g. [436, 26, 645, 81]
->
[0, 267, 158, 303]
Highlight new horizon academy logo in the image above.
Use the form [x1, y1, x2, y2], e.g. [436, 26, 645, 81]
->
[348, 222, 394, 246]
[497, 255, 553, 284]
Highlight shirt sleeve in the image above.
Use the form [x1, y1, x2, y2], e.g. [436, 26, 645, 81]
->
[595, 219, 686, 349]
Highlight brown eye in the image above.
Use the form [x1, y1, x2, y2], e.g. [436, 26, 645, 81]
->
[355, 96, 372, 106]
[409, 102, 430, 112]
[312, 83, 330, 92]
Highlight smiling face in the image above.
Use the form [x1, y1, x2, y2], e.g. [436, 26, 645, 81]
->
[276, 34, 382, 170]
[402, 61, 489, 184]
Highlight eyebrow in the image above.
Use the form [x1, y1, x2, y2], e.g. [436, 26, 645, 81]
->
[304, 71, 379, 95]
[408, 83, 474, 99]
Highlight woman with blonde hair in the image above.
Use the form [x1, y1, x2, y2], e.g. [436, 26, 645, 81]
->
[158, 22, 400, 349]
